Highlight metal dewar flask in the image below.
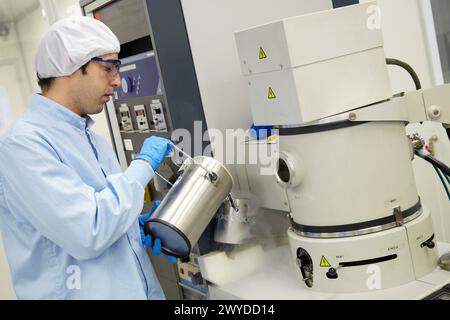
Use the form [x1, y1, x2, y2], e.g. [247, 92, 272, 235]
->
[145, 156, 233, 258]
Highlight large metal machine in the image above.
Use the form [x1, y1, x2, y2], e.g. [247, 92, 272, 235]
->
[232, 2, 444, 293]
[79, 0, 450, 299]
[200, 1, 450, 298]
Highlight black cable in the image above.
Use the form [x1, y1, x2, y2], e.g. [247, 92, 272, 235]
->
[444, 168, 450, 185]
[444, 125, 450, 141]
[433, 166, 450, 201]
[415, 148, 450, 200]
[386, 58, 422, 90]
[415, 149, 450, 176]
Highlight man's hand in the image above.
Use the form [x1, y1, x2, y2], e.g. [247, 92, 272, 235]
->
[138, 201, 177, 264]
[136, 136, 173, 171]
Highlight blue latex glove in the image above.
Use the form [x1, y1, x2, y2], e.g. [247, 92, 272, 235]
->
[136, 136, 174, 171]
[139, 201, 177, 264]
[249, 124, 273, 139]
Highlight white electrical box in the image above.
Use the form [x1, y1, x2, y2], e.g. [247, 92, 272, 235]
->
[119, 104, 133, 132]
[150, 99, 168, 132]
[134, 105, 149, 132]
[235, 1, 392, 125]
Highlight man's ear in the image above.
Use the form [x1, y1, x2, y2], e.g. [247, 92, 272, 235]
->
[71, 62, 90, 78]
[67, 67, 88, 84]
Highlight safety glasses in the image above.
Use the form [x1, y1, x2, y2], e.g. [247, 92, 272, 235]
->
[91, 57, 122, 77]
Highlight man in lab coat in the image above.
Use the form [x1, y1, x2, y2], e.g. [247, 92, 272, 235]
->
[0, 16, 173, 299]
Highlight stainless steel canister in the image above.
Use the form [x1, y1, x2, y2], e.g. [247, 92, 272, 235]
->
[144, 156, 233, 258]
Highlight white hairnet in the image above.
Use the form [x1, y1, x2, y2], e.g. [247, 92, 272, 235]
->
[35, 16, 120, 78]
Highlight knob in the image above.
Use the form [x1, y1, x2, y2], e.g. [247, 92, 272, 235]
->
[326, 268, 338, 279]
[427, 105, 441, 119]
[422, 240, 435, 249]
[421, 234, 436, 249]
[190, 272, 204, 286]
[121, 77, 133, 94]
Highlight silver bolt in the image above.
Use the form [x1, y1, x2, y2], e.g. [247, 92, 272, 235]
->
[428, 105, 441, 119]
[348, 113, 357, 121]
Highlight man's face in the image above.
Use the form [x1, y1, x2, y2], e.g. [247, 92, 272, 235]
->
[71, 53, 121, 115]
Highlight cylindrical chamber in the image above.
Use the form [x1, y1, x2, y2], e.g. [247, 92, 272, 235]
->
[145, 156, 233, 257]
[278, 122, 420, 236]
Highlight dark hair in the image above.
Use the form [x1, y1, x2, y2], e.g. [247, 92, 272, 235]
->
[37, 75, 55, 92]
[36, 61, 91, 92]
[80, 61, 90, 75]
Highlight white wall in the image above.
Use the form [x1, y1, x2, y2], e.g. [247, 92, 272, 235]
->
[54, 0, 82, 18]
[0, 23, 30, 118]
[361, 0, 450, 241]
[16, 7, 49, 94]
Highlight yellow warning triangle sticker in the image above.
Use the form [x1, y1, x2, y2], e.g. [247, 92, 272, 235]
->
[320, 256, 331, 267]
[259, 47, 267, 59]
[268, 87, 276, 99]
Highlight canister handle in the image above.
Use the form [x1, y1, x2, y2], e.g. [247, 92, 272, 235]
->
[154, 171, 173, 187]
[171, 143, 217, 178]
[226, 193, 240, 212]
[171, 142, 236, 210]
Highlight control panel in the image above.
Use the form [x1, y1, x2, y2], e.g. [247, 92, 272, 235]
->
[116, 97, 169, 133]
[114, 51, 170, 135]
[114, 51, 161, 101]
